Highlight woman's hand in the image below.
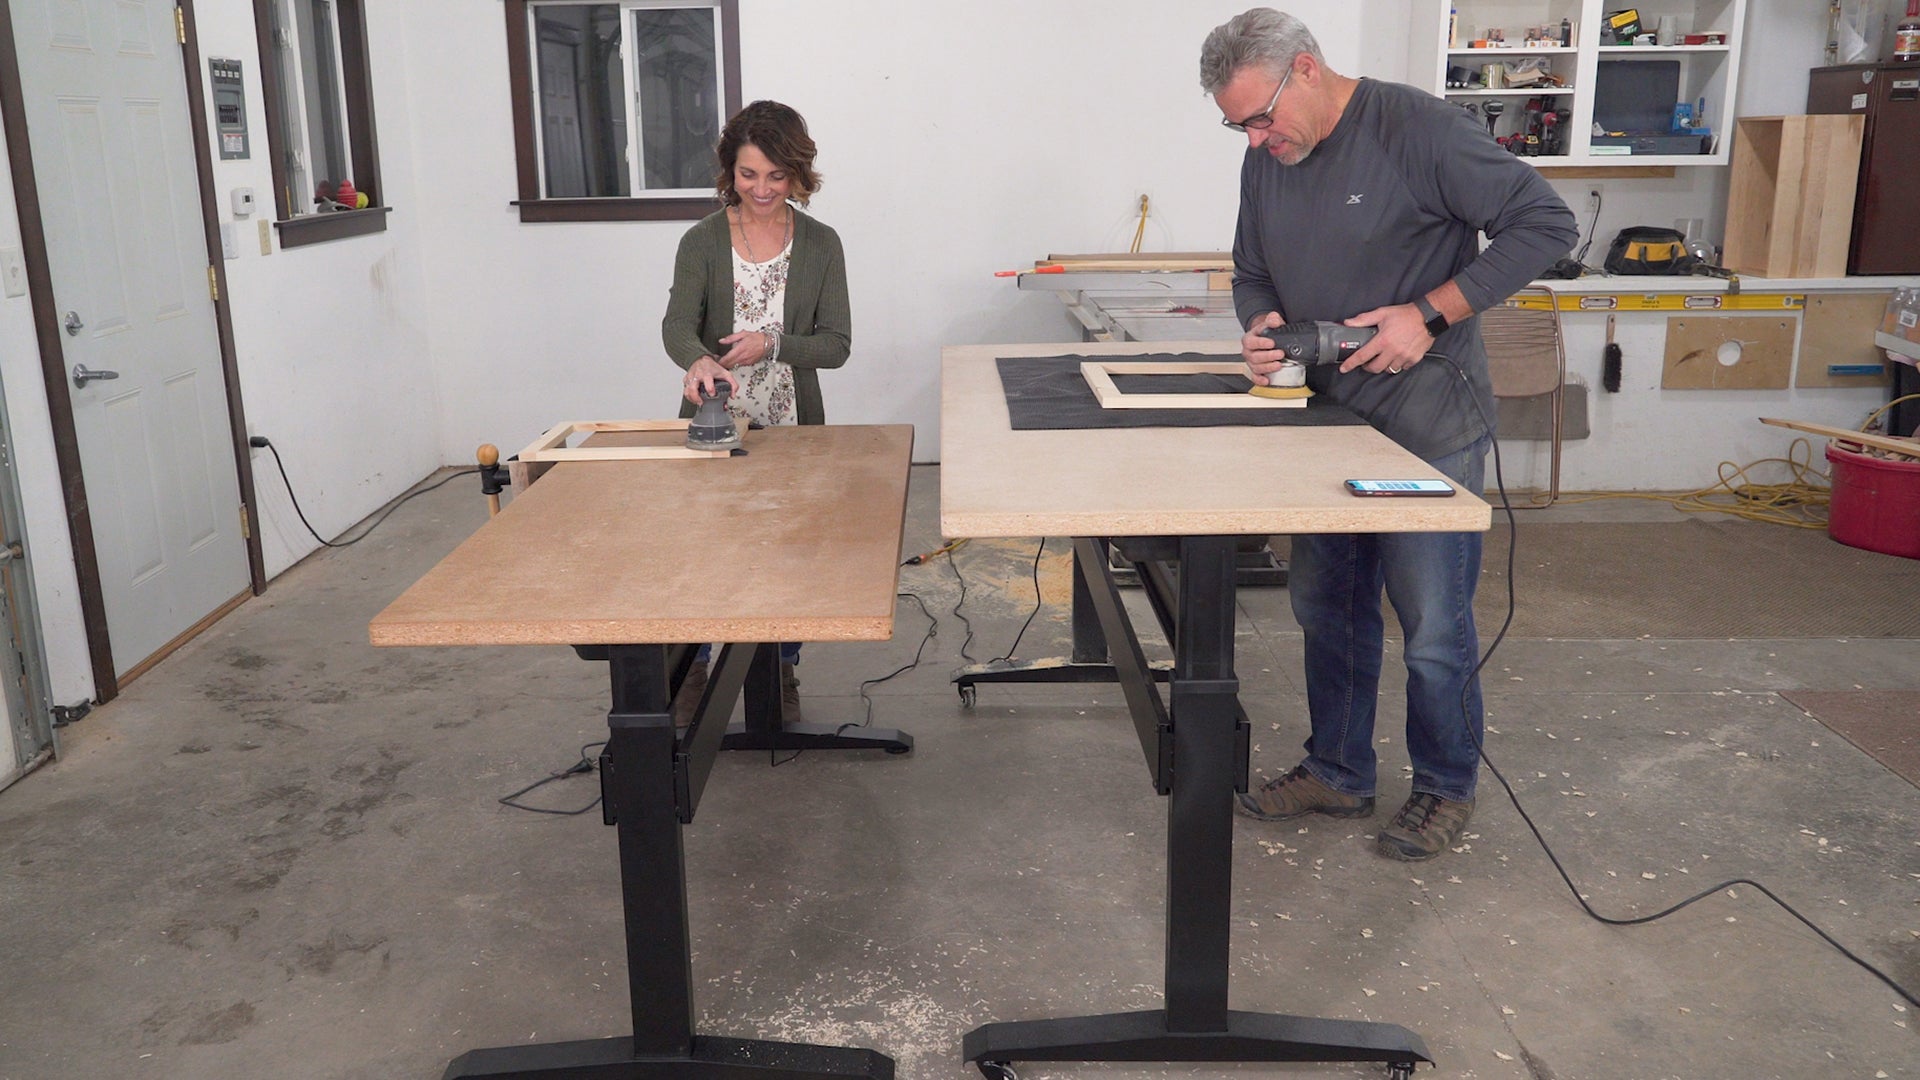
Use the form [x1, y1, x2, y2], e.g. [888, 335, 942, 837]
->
[716, 330, 771, 369]
[684, 356, 739, 405]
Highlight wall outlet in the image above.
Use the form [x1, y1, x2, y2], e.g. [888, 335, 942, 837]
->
[1587, 187, 1603, 212]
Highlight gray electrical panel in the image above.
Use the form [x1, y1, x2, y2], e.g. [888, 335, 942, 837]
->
[210, 57, 248, 160]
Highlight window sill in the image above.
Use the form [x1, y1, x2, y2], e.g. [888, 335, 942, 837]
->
[273, 206, 392, 248]
[513, 197, 716, 223]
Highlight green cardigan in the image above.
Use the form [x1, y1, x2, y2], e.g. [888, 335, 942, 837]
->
[662, 208, 850, 425]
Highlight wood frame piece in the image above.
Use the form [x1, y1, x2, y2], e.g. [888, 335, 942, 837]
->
[508, 420, 734, 491]
[1080, 361, 1305, 410]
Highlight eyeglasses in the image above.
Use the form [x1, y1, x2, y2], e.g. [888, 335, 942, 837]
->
[1221, 68, 1291, 132]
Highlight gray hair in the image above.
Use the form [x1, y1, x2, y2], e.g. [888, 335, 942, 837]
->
[1199, 8, 1324, 94]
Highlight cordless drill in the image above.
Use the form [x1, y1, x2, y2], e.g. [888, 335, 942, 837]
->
[1255, 321, 1379, 365]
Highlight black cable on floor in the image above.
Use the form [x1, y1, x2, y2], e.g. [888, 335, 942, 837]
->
[771, 591, 941, 768]
[943, 546, 980, 663]
[253, 436, 477, 548]
[498, 740, 606, 816]
[988, 537, 1047, 664]
[1428, 350, 1919, 1009]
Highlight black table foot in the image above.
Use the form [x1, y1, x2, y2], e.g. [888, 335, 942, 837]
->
[962, 1009, 1431, 1071]
[951, 659, 1173, 706]
[446, 1034, 895, 1079]
[721, 721, 913, 755]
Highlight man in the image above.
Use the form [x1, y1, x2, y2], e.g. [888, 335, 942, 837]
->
[1201, 9, 1576, 860]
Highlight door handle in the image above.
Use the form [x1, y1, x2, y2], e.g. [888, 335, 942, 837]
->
[72, 364, 120, 388]
[63, 311, 83, 336]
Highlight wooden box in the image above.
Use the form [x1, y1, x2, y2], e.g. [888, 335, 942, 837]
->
[1722, 115, 1865, 279]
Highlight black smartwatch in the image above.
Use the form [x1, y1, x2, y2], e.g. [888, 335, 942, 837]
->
[1414, 295, 1449, 338]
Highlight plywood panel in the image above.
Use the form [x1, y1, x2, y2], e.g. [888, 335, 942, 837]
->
[1661, 316, 1795, 390]
[940, 342, 1489, 538]
[1797, 292, 1894, 388]
[370, 425, 913, 647]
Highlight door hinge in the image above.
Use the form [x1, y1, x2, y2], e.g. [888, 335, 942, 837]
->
[239, 504, 251, 540]
[174, 7, 186, 45]
[207, 265, 218, 302]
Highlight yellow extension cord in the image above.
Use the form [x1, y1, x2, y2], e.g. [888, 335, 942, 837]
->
[1542, 392, 1920, 530]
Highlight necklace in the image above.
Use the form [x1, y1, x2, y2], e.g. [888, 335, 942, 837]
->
[736, 205, 790, 263]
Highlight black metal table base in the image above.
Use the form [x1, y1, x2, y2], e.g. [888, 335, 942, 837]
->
[441, 643, 896, 1079]
[960, 536, 1431, 1078]
[717, 641, 913, 754]
[964, 1009, 1429, 1069]
[445, 1034, 894, 1079]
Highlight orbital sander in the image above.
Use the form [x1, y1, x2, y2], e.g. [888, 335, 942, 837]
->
[685, 385, 742, 452]
[1245, 321, 1379, 400]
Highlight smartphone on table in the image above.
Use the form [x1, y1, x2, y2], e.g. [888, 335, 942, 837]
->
[1343, 478, 1456, 497]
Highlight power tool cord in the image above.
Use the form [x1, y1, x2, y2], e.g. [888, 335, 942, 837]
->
[253, 437, 476, 548]
[1428, 350, 1919, 1009]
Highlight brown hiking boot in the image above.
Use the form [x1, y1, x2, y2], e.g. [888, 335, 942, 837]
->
[670, 659, 708, 729]
[1235, 764, 1375, 821]
[1376, 793, 1475, 862]
[780, 662, 803, 723]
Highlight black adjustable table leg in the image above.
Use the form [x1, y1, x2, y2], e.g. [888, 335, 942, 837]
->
[718, 643, 913, 754]
[443, 644, 894, 1080]
[962, 537, 1430, 1077]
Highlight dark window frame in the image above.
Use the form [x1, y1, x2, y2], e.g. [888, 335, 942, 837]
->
[251, 0, 388, 248]
[504, 0, 742, 223]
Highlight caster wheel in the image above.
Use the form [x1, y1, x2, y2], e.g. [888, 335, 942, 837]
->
[978, 1062, 1019, 1080]
[1388, 1063, 1415, 1079]
[958, 684, 977, 708]
[885, 745, 911, 755]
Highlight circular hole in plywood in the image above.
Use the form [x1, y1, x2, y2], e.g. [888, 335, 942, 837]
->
[1716, 340, 1743, 367]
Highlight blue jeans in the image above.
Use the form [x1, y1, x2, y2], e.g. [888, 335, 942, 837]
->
[1287, 437, 1488, 803]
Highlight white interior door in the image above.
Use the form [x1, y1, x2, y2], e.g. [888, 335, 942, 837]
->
[10, 0, 247, 677]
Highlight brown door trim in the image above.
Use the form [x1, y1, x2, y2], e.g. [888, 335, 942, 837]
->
[0, 0, 118, 700]
[0, 0, 267, 703]
[178, 0, 269, 598]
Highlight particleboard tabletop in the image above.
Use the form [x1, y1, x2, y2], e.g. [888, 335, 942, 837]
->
[370, 425, 913, 647]
[940, 342, 1491, 538]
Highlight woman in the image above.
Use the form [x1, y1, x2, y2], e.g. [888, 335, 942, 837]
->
[661, 100, 849, 726]
[664, 98, 849, 424]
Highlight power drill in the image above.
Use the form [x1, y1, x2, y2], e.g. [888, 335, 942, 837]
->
[1255, 321, 1379, 365]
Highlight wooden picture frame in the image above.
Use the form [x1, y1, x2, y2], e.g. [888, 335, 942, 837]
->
[1080, 361, 1305, 409]
[509, 420, 734, 490]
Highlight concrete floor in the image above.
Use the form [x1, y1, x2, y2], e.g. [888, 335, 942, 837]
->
[2, 465, 1916, 1080]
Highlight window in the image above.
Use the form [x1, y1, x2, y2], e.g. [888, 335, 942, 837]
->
[253, 0, 388, 246]
[505, 0, 742, 222]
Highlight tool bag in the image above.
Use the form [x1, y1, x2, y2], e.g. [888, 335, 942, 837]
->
[1604, 226, 1697, 275]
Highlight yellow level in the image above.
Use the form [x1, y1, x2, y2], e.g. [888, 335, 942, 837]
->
[1504, 291, 1806, 312]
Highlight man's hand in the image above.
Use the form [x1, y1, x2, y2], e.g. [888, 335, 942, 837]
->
[683, 356, 740, 405]
[1240, 311, 1288, 386]
[1339, 303, 1432, 375]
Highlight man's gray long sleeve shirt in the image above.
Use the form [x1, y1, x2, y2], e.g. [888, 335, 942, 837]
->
[1231, 78, 1577, 459]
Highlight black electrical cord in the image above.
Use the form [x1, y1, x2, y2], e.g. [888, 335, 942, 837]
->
[498, 740, 606, 815]
[252, 436, 476, 548]
[1425, 349, 1918, 1009]
[770, 591, 942, 768]
[1574, 188, 1601, 265]
[942, 544, 980, 663]
[988, 537, 1047, 664]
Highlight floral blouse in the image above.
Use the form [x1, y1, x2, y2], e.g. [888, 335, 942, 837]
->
[729, 241, 796, 426]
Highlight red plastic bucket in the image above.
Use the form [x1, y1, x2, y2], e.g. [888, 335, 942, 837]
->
[1826, 442, 1920, 560]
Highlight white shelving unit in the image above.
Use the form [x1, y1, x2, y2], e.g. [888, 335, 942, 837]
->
[1414, 0, 1749, 167]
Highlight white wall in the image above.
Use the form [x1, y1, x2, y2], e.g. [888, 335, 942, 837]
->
[405, 0, 1406, 461]
[194, 1, 441, 576]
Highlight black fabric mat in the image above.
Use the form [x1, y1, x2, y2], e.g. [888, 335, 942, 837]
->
[997, 354, 1366, 430]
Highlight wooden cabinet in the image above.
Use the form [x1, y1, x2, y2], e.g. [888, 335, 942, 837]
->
[1414, 0, 1749, 167]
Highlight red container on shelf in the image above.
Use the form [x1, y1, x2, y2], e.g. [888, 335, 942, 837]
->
[1826, 443, 1920, 560]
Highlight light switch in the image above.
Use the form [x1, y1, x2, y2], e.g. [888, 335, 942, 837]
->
[0, 248, 25, 297]
[219, 222, 237, 260]
[258, 219, 272, 255]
